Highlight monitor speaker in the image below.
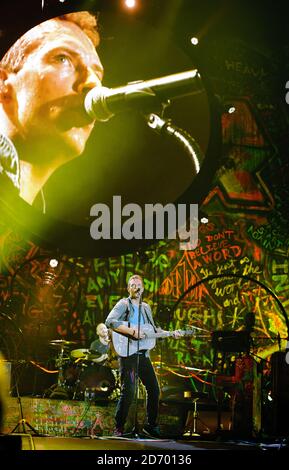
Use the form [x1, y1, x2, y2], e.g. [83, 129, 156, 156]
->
[271, 351, 289, 436]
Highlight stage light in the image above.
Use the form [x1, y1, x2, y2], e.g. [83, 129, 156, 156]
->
[190, 37, 199, 46]
[49, 259, 59, 268]
[124, 0, 136, 8]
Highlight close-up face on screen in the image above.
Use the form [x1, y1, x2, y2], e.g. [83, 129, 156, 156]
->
[1, 0, 289, 457]
[0, 2, 216, 257]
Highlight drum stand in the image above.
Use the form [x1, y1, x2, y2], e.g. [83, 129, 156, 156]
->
[72, 360, 87, 400]
[47, 345, 69, 399]
[183, 398, 201, 437]
[183, 395, 211, 438]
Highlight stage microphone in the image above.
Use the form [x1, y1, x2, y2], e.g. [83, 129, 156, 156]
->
[84, 69, 203, 122]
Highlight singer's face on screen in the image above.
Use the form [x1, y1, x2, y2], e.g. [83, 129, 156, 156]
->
[1, 18, 103, 162]
[128, 278, 144, 299]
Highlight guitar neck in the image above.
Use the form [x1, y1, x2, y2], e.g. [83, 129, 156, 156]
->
[147, 330, 190, 339]
[112, 326, 194, 357]
[153, 331, 174, 339]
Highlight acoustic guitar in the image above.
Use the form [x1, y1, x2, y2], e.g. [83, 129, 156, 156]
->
[112, 322, 195, 357]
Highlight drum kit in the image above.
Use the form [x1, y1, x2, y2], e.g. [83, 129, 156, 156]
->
[46, 339, 119, 401]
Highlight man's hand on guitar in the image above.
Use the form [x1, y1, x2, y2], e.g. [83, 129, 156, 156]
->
[131, 328, 146, 339]
[113, 324, 146, 340]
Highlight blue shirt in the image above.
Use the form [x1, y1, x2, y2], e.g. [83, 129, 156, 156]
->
[130, 303, 145, 327]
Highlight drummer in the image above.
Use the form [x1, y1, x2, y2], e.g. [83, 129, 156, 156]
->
[89, 323, 110, 364]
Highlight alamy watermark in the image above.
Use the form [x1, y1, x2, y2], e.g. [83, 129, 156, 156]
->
[90, 196, 198, 250]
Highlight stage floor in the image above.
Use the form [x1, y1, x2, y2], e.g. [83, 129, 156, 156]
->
[2, 396, 289, 466]
[2, 433, 267, 450]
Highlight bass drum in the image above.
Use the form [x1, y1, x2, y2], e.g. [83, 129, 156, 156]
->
[79, 364, 116, 400]
[63, 361, 79, 386]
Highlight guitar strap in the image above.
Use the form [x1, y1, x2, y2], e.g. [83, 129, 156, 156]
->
[125, 298, 131, 322]
[125, 299, 131, 357]
[142, 305, 157, 332]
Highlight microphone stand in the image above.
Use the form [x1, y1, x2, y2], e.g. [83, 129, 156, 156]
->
[146, 113, 203, 175]
[10, 362, 39, 436]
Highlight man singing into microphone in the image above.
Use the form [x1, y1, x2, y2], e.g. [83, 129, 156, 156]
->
[105, 274, 181, 438]
[0, 11, 102, 209]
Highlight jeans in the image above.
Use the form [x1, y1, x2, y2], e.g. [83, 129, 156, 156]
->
[115, 351, 160, 429]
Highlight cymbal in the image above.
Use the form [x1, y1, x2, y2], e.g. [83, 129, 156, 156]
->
[161, 386, 209, 403]
[49, 339, 77, 347]
[161, 396, 209, 406]
[70, 348, 89, 358]
[70, 348, 100, 360]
